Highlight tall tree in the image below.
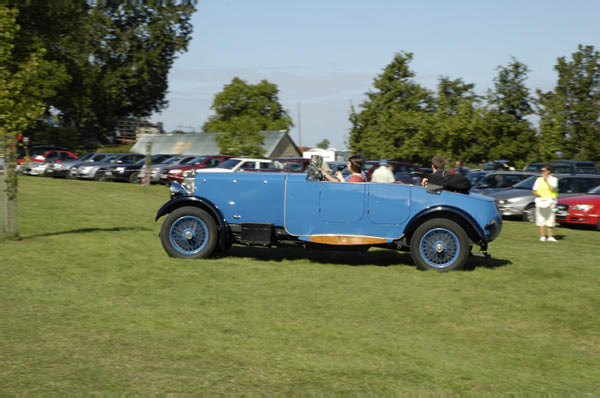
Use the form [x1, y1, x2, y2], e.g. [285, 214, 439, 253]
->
[1, 6, 61, 239]
[8, 0, 195, 144]
[536, 45, 600, 161]
[348, 52, 436, 164]
[482, 59, 537, 168]
[203, 77, 294, 157]
[433, 77, 487, 165]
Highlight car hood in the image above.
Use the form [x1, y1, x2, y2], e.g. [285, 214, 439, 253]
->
[558, 194, 600, 205]
[489, 188, 533, 200]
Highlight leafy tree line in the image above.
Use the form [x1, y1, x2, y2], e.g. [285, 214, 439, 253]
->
[348, 46, 600, 168]
[1, 1, 195, 238]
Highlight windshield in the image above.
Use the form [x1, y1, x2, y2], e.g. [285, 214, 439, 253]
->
[588, 185, 600, 195]
[512, 175, 538, 189]
[78, 153, 94, 161]
[218, 159, 242, 169]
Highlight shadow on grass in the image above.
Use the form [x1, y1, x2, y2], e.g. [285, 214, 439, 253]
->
[226, 245, 414, 267]
[226, 245, 512, 271]
[21, 226, 150, 240]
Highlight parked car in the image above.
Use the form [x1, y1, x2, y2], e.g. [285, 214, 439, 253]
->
[466, 170, 488, 186]
[482, 160, 514, 171]
[155, 161, 503, 271]
[525, 160, 600, 175]
[555, 185, 600, 230]
[151, 155, 198, 184]
[193, 158, 279, 174]
[105, 154, 174, 183]
[273, 157, 311, 173]
[17, 145, 69, 164]
[50, 152, 115, 178]
[74, 153, 145, 180]
[21, 150, 79, 175]
[163, 155, 234, 184]
[470, 171, 536, 195]
[491, 174, 600, 222]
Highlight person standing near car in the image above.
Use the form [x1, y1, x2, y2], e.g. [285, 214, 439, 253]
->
[532, 165, 558, 242]
[371, 159, 395, 183]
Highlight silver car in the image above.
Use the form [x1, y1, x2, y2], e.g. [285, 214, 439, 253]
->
[470, 171, 536, 195]
[491, 174, 600, 222]
[75, 153, 145, 180]
[50, 152, 115, 178]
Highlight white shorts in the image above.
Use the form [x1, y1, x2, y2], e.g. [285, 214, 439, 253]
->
[536, 205, 555, 227]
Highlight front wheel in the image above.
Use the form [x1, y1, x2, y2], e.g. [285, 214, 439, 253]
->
[129, 172, 140, 184]
[160, 207, 218, 259]
[410, 218, 469, 271]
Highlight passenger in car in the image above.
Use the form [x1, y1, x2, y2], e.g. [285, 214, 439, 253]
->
[421, 155, 447, 187]
[322, 154, 366, 183]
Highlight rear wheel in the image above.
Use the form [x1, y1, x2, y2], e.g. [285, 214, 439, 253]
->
[160, 207, 218, 259]
[129, 172, 140, 184]
[410, 218, 469, 271]
[523, 204, 536, 222]
[94, 170, 106, 181]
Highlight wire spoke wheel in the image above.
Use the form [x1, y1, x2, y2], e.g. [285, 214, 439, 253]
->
[169, 215, 209, 255]
[410, 218, 469, 271]
[419, 228, 459, 268]
[160, 207, 217, 259]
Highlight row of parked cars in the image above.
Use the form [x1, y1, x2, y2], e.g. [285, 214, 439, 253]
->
[467, 160, 600, 230]
[15, 147, 600, 230]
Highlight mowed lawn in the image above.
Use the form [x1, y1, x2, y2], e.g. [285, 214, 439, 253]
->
[1, 176, 599, 394]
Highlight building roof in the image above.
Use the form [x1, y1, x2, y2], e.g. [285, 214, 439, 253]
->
[131, 130, 300, 159]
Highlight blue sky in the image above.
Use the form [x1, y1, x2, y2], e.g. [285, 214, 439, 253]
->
[152, 0, 600, 150]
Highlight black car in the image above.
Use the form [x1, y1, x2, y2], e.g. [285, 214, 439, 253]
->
[105, 154, 173, 183]
[525, 160, 599, 175]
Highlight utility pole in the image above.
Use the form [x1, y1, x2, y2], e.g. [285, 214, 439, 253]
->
[297, 102, 302, 147]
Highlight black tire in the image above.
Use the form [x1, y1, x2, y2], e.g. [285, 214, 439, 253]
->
[129, 172, 140, 184]
[94, 170, 106, 181]
[160, 207, 218, 259]
[410, 218, 469, 272]
[523, 204, 536, 222]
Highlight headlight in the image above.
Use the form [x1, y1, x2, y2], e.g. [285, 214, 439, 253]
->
[168, 169, 182, 174]
[55, 164, 65, 169]
[498, 200, 507, 204]
[116, 167, 125, 173]
[183, 176, 195, 195]
[573, 204, 594, 211]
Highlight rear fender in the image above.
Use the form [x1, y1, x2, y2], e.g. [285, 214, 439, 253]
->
[155, 196, 231, 250]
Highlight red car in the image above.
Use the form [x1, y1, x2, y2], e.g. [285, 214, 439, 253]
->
[555, 185, 600, 230]
[23, 149, 78, 164]
[164, 155, 233, 184]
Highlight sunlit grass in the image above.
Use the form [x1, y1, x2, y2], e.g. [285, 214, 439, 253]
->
[1, 176, 599, 394]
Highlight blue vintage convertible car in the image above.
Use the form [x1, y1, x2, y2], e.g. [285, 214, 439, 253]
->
[156, 163, 502, 271]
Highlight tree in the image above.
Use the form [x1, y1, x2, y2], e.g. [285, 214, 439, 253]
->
[348, 52, 436, 164]
[1, 6, 60, 239]
[203, 77, 294, 157]
[536, 45, 600, 162]
[8, 0, 195, 144]
[316, 138, 330, 149]
[481, 59, 537, 168]
[432, 77, 488, 165]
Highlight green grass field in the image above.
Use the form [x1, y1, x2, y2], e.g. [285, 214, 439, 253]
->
[1, 177, 599, 394]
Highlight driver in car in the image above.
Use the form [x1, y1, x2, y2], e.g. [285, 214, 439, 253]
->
[322, 154, 366, 183]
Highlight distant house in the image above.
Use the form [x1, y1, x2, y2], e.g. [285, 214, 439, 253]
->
[131, 130, 301, 159]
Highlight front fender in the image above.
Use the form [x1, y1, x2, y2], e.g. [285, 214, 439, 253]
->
[404, 205, 488, 247]
[155, 196, 231, 249]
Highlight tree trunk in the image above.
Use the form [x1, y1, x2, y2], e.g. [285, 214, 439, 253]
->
[2, 139, 19, 239]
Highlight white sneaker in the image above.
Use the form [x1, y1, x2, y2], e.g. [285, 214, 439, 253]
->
[547, 237, 557, 242]
[539, 237, 546, 242]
